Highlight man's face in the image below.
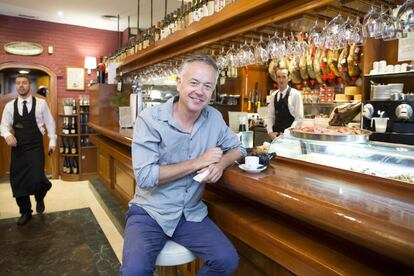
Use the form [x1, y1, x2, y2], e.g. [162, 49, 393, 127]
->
[176, 61, 217, 114]
[276, 69, 290, 91]
[16, 77, 31, 97]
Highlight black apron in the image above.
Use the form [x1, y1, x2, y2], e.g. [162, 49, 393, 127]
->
[272, 87, 295, 133]
[10, 97, 51, 197]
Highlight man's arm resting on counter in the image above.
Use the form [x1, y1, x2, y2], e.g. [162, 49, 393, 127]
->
[159, 147, 223, 185]
[202, 148, 243, 184]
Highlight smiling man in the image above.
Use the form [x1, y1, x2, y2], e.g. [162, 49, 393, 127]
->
[120, 55, 246, 275]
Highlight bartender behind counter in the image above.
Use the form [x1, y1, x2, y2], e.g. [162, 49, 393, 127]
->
[267, 68, 304, 140]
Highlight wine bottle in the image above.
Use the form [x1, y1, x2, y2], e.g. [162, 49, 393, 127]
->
[59, 138, 65, 154]
[71, 139, 77, 154]
[63, 157, 69, 173]
[62, 118, 67, 134]
[65, 139, 70, 154]
[97, 56, 106, 83]
[70, 117, 76, 134]
[72, 158, 79, 174]
[72, 99, 77, 114]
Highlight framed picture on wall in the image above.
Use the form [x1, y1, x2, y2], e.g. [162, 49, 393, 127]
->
[66, 66, 85, 90]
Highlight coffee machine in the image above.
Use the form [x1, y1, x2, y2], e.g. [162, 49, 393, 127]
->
[362, 100, 414, 145]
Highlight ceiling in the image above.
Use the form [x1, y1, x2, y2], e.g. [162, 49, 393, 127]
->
[0, 0, 190, 31]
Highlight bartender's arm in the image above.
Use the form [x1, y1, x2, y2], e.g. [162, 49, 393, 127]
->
[290, 91, 304, 127]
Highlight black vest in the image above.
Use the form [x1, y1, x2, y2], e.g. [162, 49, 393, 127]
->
[272, 87, 295, 133]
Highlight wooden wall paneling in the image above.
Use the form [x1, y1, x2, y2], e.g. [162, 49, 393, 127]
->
[97, 149, 111, 188]
[81, 147, 97, 174]
[114, 159, 135, 203]
[229, 235, 294, 276]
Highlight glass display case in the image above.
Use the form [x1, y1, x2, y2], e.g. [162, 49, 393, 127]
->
[269, 134, 414, 184]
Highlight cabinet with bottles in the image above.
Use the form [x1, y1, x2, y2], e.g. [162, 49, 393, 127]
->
[58, 96, 97, 181]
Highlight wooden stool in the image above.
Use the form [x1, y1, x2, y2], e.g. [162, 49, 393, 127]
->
[155, 240, 196, 276]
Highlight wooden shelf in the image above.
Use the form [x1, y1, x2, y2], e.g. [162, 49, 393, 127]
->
[120, 0, 333, 74]
[60, 172, 80, 181]
[81, 146, 97, 149]
[58, 100, 97, 181]
[58, 113, 78, 116]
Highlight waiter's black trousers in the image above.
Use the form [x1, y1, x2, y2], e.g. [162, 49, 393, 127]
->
[15, 189, 47, 214]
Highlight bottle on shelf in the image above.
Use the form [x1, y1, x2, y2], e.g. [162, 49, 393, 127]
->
[62, 117, 69, 135]
[64, 139, 70, 154]
[59, 138, 65, 154]
[63, 157, 69, 173]
[71, 139, 77, 154]
[72, 98, 77, 114]
[70, 117, 76, 134]
[208, 0, 215, 16]
[71, 158, 79, 174]
[97, 56, 106, 83]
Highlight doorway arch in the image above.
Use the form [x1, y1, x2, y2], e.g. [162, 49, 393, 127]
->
[0, 62, 58, 179]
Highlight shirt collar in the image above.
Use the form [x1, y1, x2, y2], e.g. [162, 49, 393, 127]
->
[279, 86, 289, 96]
[17, 95, 33, 104]
[159, 95, 210, 133]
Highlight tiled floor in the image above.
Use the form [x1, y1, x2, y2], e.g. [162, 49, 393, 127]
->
[0, 179, 124, 262]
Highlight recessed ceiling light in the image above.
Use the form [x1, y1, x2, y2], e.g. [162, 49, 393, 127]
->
[58, 11, 63, 16]
[19, 70, 30, 74]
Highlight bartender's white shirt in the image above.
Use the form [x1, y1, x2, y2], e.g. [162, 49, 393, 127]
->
[1, 95, 57, 147]
[266, 86, 304, 134]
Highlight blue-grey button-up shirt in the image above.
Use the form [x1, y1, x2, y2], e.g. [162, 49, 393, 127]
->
[130, 96, 246, 236]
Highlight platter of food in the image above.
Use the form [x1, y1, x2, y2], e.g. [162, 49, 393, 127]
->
[290, 126, 371, 143]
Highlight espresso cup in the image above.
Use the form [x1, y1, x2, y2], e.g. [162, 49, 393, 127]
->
[245, 156, 260, 169]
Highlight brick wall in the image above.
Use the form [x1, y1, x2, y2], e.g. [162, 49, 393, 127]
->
[0, 15, 119, 101]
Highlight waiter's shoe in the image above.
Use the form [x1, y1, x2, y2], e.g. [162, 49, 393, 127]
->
[17, 213, 32, 226]
[36, 201, 45, 214]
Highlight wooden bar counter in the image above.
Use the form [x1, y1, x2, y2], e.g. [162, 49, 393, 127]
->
[89, 122, 414, 275]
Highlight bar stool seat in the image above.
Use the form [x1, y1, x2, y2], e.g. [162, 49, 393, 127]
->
[155, 240, 196, 276]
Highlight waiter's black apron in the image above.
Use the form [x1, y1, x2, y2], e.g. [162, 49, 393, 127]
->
[272, 87, 295, 133]
[10, 97, 51, 198]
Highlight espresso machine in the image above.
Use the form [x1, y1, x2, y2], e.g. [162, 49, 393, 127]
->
[362, 100, 414, 145]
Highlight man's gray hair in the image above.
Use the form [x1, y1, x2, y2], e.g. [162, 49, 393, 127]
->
[179, 55, 219, 80]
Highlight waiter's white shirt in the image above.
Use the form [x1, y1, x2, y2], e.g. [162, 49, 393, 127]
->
[1, 95, 57, 147]
[266, 86, 304, 134]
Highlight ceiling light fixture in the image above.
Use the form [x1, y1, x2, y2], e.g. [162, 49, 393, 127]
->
[102, 15, 118, 21]
[58, 11, 63, 16]
[19, 69, 30, 74]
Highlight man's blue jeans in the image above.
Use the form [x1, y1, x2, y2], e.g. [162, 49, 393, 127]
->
[120, 204, 239, 276]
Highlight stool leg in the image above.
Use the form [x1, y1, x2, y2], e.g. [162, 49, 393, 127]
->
[156, 266, 177, 276]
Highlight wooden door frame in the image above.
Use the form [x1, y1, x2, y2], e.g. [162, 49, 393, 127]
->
[0, 62, 58, 179]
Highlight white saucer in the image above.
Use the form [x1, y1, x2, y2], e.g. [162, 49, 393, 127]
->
[238, 164, 267, 173]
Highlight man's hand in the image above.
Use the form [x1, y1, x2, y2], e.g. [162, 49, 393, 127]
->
[198, 163, 225, 184]
[48, 146, 55, 156]
[195, 147, 223, 170]
[5, 135, 17, 147]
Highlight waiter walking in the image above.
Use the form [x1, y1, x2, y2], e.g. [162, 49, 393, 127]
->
[1, 74, 56, 225]
[267, 68, 304, 140]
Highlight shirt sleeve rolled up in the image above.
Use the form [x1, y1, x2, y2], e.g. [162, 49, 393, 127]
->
[132, 115, 161, 189]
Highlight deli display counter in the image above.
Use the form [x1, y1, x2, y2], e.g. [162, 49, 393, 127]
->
[269, 133, 414, 184]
